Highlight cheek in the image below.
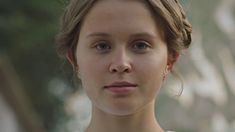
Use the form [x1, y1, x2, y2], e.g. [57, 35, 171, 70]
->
[135, 53, 167, 93]
[80, 57, 107, 80]
[77, 56, 105, 93]
[136, 54, 167, 81]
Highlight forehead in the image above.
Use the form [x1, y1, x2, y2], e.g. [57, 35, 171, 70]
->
[79, 0, 163, 37]
[87, 0, 149, 15]
[84, 0, 152, 20]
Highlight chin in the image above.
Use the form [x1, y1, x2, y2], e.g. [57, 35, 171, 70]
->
[101, 103, 141, 117]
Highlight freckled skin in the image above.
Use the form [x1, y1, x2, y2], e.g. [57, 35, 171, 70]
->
[75, 0, 173, 132]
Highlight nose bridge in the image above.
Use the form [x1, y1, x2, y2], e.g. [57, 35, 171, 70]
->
[109, 45, 132, 73]
[113, 45, 130, 63]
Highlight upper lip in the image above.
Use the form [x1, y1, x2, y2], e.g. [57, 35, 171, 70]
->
[104, 81, 137, 88]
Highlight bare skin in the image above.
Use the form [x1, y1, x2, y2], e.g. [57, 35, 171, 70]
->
[86, 100, 163, 132]
[68, 0, 178, 132]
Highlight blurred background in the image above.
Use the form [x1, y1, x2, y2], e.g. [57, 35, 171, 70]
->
[0, 0, 235, 132]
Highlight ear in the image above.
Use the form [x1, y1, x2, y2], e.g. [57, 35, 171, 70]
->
[167, 51, 180, 72]
[66, 49, 77, 71]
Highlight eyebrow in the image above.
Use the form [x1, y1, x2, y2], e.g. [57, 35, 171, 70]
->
[86, 32, 157, 39]
[86, 32, 111, 38]
[130, 32, 157, 39]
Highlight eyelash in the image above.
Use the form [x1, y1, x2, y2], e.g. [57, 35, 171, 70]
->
[93, 40, 151, 53]
[93, 41, 111, 52]
[132, 40, 152, 51]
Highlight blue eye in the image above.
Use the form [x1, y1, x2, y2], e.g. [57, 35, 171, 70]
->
[132, 41, 151, 51]
[95, 41, 111, 52]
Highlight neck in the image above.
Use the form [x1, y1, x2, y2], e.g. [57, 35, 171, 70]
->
[85, 101, 164, 132]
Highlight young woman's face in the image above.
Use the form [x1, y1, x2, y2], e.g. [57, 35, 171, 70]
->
[75, 0, 170, 116]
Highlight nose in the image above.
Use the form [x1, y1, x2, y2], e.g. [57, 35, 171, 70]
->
[109, 64, 131, 73]
[109, 50, 132, 74]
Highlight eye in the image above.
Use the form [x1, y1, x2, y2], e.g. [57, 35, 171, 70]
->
[132, 40, 151, 51]
[94, 41, 111, 52]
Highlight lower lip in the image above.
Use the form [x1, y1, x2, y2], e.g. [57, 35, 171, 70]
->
[105, 86, 136, 94]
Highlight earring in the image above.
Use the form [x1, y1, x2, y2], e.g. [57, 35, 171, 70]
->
[163, 65, 169, 81]
[163, 74, 166, 81]
[163, 72, 166, 81]
[77, 70, 81, 79]
[74, 66, 81, 78]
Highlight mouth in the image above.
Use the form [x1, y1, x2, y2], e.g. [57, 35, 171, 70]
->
[104, 81, 137, 94]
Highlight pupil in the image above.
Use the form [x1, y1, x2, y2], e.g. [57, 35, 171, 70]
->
[137, 43, 146, 49]
[99, 43, 107, 49]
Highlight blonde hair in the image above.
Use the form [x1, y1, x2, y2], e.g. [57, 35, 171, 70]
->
[56, 0, 192, 62]
[55, 0, 192, 95]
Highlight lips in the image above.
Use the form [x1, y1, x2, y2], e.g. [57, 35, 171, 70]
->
[104, 81, 137, 94]
[104, 81, 137, 88]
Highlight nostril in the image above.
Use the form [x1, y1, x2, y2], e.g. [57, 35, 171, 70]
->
[124, 68, 130, 73]
[109, 65, 131, 73]
[111, 69, 117, 73]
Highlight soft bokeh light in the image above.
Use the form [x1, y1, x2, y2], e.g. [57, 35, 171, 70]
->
[0, 0, 235, 132]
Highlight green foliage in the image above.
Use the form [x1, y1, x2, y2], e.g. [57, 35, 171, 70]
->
[1, 0, 234, 132]
[0, 0, 73, 131]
